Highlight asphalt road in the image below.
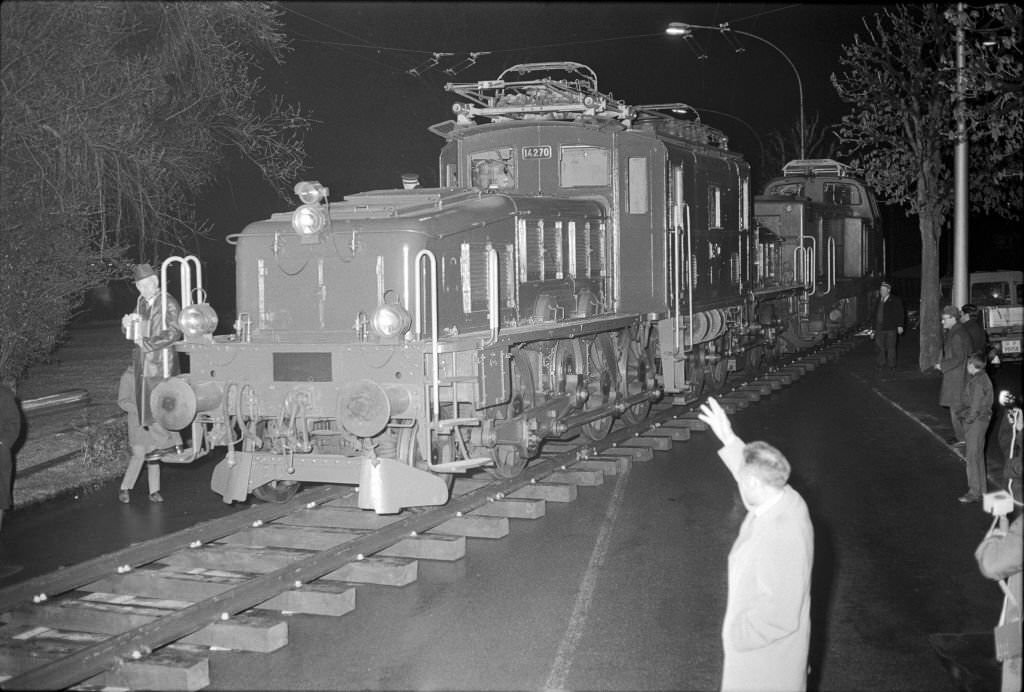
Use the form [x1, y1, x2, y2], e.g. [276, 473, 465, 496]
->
[1, 337, 1019, 690]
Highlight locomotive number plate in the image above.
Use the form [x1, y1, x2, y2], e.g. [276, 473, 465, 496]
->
[521, 145, 552, 160]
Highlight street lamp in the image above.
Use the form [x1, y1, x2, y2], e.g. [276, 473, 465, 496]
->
[666, 21, 805, 159]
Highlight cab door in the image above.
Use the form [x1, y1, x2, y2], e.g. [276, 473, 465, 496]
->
[616, 136, 665, 313]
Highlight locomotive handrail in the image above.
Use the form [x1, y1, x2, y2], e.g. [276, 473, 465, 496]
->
[801, 236, 816, 294]
[672, 218, 682, 358]
[685, 204, 694, 354]
[483, 246, 500, 346]
[159, 255, 202, 379]
[823, 237, 836, 295]
[415, 249, 441, 422]
[670, 173, 683, 358]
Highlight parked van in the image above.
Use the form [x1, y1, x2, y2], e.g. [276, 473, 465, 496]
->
[941, 270, 1023, 362]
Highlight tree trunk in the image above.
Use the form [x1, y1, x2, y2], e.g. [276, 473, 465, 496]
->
[918, 212, 944, 372]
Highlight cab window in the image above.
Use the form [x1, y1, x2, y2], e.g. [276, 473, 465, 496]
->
[470, 149, 515, 190]
[560, 146, 609, 187]
[823, 182, 862, 206]
[765, 182, 804, 197]
[626, 157, 649, 214]
[708, 185, 722, 228]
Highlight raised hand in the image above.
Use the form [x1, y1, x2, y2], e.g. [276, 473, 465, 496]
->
[698, 397, 737, 446]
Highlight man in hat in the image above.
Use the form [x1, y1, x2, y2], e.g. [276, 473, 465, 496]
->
[936, 304, 972, 447]
[872, 281, 905, 374]
[118, 262, 182, 501]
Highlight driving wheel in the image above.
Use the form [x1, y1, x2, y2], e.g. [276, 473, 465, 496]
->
[581, 334, 617, 441]
[621, 328, 653, 425]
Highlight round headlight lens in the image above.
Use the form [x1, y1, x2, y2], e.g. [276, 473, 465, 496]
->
[370, 304, 412, 338]
[179, 303, 219, 338]
[292, 204, 327, 236]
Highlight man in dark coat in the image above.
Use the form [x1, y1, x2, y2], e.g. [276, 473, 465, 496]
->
[955, 353, 993, 503]
[936, 305, 972, 446]
[872, 281, 905, 373]
[1, 384, 21, 534]
[960, 303, 988, 357]
[120, 263, 182, 428]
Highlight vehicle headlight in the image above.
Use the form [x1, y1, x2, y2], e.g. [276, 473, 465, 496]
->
[179, 303, 219, 341]
[370, 303, 412, 338]
[294, 181, 328, 205]
[292, 204, 327, 237]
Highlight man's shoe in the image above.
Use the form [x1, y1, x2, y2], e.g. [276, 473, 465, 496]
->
[958, 494, 980, 504]
[118, 489, 130, 503]
[149, 492, 164, 503]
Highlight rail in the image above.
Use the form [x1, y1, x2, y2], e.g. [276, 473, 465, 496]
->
[0, 339, 857, 690]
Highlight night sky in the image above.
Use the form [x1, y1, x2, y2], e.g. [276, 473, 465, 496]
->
[197, 3, 885, 244]
[193, 2, 1012, 284]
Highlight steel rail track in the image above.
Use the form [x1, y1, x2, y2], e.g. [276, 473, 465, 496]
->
[0, 340, 854, 690]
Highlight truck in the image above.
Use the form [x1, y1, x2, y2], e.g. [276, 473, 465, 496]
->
[941, 270, 1023, 362]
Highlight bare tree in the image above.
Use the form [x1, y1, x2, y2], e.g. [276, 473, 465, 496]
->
[831, 4, 1021, 372]
[763, 113, 840, 180]
[1, 1, 312, 385]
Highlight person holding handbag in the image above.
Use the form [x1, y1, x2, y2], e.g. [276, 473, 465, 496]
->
[975, 511, 1022, 692]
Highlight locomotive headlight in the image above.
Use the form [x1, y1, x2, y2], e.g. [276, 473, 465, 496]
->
[179, 303, 219, 341]
[294, 180, 328, 205]
[370, 303, 412, 338]
[292, 204, 327, 237]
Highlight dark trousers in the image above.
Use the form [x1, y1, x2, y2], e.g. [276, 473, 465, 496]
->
[950, 408, 966, 443]
[874, 329, 898, 368]
[962, 416, 990, 497]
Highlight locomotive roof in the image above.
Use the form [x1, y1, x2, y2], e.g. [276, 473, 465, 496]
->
[247, 188, 605, 240]
[435, 61, 732, 152]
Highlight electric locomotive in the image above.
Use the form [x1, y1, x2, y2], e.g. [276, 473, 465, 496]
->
[150, 62, 882, 513]
[752, 158, 884, 350]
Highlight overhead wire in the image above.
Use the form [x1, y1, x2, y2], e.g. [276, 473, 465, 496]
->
[278, 4, 804, 79]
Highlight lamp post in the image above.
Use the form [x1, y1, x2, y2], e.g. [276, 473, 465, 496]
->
[666, 21, 805, 159]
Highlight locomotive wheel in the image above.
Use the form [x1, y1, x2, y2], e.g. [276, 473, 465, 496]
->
[252, 479, 301, 503]
[621, 328, 653, 425]
[580, 334, 617, 441]
[745, 346, 767, 377]
[508, 351, 536, 418]
[550, 339, 579, 396]
[486, 443, 527, 479]
[706, 357, 728, 393]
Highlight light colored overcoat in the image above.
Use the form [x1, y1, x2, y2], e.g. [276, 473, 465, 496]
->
[719, 439, 814, 692]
